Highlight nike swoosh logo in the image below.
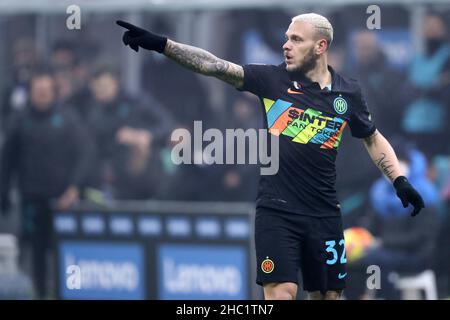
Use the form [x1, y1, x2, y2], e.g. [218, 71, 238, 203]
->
[338, 273, 347, 279]
[287, 88, 303, 95]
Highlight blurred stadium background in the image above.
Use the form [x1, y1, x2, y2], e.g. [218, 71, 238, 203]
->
[0, 0, 449, 300]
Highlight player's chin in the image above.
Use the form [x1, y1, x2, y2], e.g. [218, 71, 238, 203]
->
[285, 63, 299, 73]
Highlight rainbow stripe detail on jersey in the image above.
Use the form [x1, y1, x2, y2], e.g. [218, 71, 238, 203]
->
[263, 98, 347, 149]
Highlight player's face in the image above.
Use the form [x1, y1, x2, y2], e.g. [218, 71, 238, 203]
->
[283, 21, 320, 73]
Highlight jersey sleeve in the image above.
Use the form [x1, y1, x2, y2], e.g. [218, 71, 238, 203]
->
[238, 64, 276, 96]
[349, 87, 377, 138]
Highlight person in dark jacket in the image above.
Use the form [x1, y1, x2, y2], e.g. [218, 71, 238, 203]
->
[434, 197, 450, 298]
[0, 70, 93, 298]
[1, 38, 38, 132]
[402, 13, 450, 156]
[352, 30, 407, 139]
[86, 67, 174, 200]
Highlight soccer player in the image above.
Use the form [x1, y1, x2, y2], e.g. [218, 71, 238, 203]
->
[117, 13, 425, 300]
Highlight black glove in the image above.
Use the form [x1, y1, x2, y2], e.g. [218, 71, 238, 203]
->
[393, 176, 425, 217]
[116, 20, 167, 53]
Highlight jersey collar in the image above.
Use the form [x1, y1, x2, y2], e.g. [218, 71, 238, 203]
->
[283, 63, 358, 94]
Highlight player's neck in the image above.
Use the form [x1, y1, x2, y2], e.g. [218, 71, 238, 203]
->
[304, 58, 331, 90]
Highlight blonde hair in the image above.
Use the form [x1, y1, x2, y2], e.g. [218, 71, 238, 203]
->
[291, 13, 333, 47]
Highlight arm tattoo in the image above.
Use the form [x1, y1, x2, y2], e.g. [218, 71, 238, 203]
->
[374, 152, 396, 181]
[164, 40, 244, 88]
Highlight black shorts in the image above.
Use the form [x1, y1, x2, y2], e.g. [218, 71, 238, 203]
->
[255, 207, 347, 293]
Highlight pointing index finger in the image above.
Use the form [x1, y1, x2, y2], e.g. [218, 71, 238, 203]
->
[116, 20, 135, 30]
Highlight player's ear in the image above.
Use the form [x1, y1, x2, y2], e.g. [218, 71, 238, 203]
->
[316, 39, 328, 54]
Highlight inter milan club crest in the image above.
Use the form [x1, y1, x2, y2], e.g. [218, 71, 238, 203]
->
[333, 95, 348, 115]
[261, 257, 275, 273]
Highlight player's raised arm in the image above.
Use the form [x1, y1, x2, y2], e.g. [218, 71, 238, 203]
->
[164, 40, 244, 88]
[116, 20, 244, 88]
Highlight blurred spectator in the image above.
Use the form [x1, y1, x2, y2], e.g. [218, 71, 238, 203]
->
[49, 40, 95, 121]
[336, 130, 378, 224]
[142, 56, 208, 129]
[352, 30, 406, 138]
[50, 40, 78, 108]
[0, 70, 93, 298]
[346, 141, 439, 299]
[436, 200, 450, 299]
[402, 13, 450, 156]
[86, 67, 174, 200]
[163, 94, 262, 202]
[62, 59, 94, 121]
[157, 122, 225, 201]
[219, 94, 260, 201]
[50, 40, 77, 72]
[434, 158, 450, 297]
[1, 38, 37, 131]
[435, 198, 450, 298]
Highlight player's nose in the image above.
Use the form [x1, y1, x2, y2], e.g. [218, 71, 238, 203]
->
[283, 40, 292, 51]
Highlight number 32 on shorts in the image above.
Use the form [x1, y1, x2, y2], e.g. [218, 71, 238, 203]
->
[325, 239, 347, 265]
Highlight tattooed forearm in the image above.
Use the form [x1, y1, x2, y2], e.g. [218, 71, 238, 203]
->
[164, 40, 244, 88]
[164, 40, 218, 73]
[363, 130, 402, 182]
[374, 153, 396, 181]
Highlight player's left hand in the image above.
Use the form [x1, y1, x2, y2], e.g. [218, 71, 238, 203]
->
[116, 20, 167, 53]
[393, 176, 425, 217]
